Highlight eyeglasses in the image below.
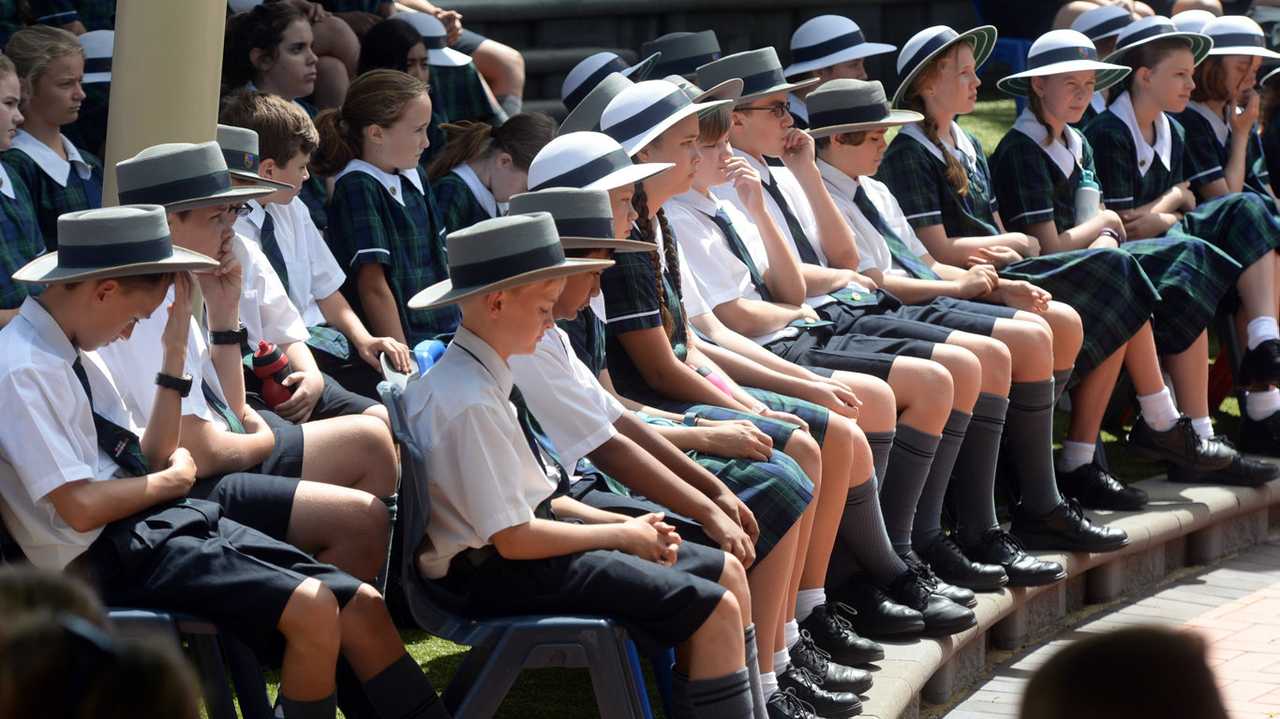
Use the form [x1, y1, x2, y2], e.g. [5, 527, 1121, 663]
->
[737, 101, 790, 119]
[224, 203, 253, 218]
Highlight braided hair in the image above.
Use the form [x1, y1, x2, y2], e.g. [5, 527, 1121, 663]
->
[901, 44, 969, 196]
[630, 181, 682, 340]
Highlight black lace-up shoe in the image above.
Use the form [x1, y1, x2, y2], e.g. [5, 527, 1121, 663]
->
[767, 688, 821, 719]
[1168, 436, 1278, 488]
[898, 549, 977, 608]
[789, 629, 874, 695]
[1057, 461, 1148, 511]
[828, 578, 925, 639]
[1128, 416, 1235, 471]
[798, 603, 884, 666]
[917, 534, 1007, 592]
[962, 529, 1065, 586]
[778, 665, 863, 718]
[1238, 338, 1280, 390]
[1240, 411, 1280, 457]
[1011, 499, 1128, 553]
[885, 569, 976, 637]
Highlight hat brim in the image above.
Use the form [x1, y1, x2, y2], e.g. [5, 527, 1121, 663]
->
[163, 183, 280, 213]
[12, 245, 219, 284]
[229, 168, 296, 192]
[806, 108, 924, 138]
[561, 237, 655, 253]
[783, 42, 898, 79]
[1103, 32, 1212, 67]
[621, 52, 662, 82]
[407, 257, 614, 309]
[892, 25, 998, 109]
[617, 98, 735, 155]
[82, 71, 111, 84]
[738, 76, 821, 104]
[997, 60, 1131, 97]
[1263, 65, 1280, 86]
[1208, 44, 1280, 60]
[694, 78, 744, 103]
[427, 46, 472, 67]
[560, 160, 674, 192]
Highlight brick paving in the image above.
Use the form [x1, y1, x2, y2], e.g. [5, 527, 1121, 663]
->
[945, 538, 1280, 719]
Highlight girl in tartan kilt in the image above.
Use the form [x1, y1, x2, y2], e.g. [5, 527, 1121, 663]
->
[0, 54, 42, 329]
[876, 25, 1244, 498]
[993, 28, 1274, 492]
[1085, 17, 1280, 461]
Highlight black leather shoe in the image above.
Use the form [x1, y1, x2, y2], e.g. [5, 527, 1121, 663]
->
[1057, 461, 1148, 511]
[1011, 499, 1128, 553]
[1167, 437, 1278, 488]
[798, 603, 884, 666]
[1239, 412, 1280, 457]
[886, 569, 976, 637]
[828, 578, 925, 639]
[778, 666, 863, 718]
[898, 549, 977, 608]
[1128, 416, 1235, 472]
[1237, 338, 1280, 390]
[916, 534, 1008, 592]
[789, 630, 875, 695]
[767, 688, 821, 719]
[962, 529, 1065, 586]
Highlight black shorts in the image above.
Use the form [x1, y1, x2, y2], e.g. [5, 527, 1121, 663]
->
[568, 476, 714, 550]
[452, 28, 487, 55]
[893, 297, 1018, 337]
[245, 369, 378, 420]
[253, 410, 306, 477]
[311, 347, 384, 401]
[766, 327, 933, 379]
[187, 472, 299, 542]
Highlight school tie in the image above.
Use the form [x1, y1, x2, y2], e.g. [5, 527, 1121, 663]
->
[706, 208, 773, 302]
[201, 379, 246, 434]
[760, 175, 822, 265]
[508, 385, 571, 498]
[852, 184, 940, 281]
[71, 356, 150, 477]
[258, 210, 291, 296]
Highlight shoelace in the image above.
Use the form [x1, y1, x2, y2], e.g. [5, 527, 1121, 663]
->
[987, 528, 1028, 556]
[790, 630, 832, 673]
[770, 687, 817, 717]
[1175, 417, 1206, 459]
[787, 665, 826, 689]
[902, 553, 941, 588]
[826, 601, 859, 630]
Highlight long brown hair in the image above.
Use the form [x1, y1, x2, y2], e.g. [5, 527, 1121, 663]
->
[1190, 55, 1233, 104]
[426, 113, 557, 181]
[312, 69, 428, 175]
[900, 44, 969, 196]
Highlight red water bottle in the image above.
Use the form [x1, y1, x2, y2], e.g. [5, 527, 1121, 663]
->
[252, 340, 296, 409]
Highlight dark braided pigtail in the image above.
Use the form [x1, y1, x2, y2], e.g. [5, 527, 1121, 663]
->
[657, 207, 682, 300]
[632, 182, 675, 338]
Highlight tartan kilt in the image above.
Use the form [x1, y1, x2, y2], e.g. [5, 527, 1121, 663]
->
[1176, 193, 1280, 270]
[998, 247, 1158, 376]
[1121, 237, 1241, 355]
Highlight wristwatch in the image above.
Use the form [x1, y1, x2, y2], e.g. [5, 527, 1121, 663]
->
[209, 325, 247, 346]
[155, 372, 193, 398]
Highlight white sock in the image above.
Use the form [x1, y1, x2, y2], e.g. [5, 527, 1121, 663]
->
[1190, 416, 1215, 440]
[795, 588, 826, 622]
[784, 620, 801, 650]
[1246, 388, 1280, 421]
[1137, 387, 1180, 432]
[1247, 317, 1280, 350]
[1058, 440, 1095, 472]
[773, 649, 790, 675]
[761, 671, 778, 698]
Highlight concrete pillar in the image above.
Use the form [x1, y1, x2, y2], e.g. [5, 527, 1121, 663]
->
[101, 0, 227, 206]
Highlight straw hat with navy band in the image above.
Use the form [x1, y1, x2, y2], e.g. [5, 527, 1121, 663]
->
[528, 131, 673, 192]
[397, 11, 472, 67]
[1171, 9, 1216, 34]
[600, 79, 735, 156]
[1071, 5, 1134, 42]
[697, 47, 821, 105]
[13, 205, 218, 284]
[562, 51, 661, 112]
[893, 25, 997, 108]
[116, 141, 280, 212]
[997, 30, 1131, 97]
[79, 30, 113, 84]
[643, 30, 722, 79]
[407, 212, 613, 309]
[784, 15, 897, 79]
[215, 124, 295, 191]
[1103, 15, 1213, 66]
[508, 188, 654, 253]
[1200, 15, 1280, 60]
[804, 79, 923, 139]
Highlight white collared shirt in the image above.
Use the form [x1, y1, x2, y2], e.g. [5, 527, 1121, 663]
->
[509, 326, 625, 476]
[334, 158, 424, 207]
[405, 326, 559, 578]
[900, 120, 981, 173]
[236, 198, 346, 327]
[818, 159, 929, 277]
[0, 163, 17, 201]
[1109, 91, 1173, 178]
[1090, 92, 1107, 115]
[231, 233, 310, 350]
[10, 130, 93, 186]
[450, 163, 502, 218]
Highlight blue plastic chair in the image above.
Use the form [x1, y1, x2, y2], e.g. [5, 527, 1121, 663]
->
[972, 1, 1033, 113]
[378, 375, 665, 718]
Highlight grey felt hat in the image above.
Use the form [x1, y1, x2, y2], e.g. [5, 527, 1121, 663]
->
[215, 124, 295, 191]
[508, 188, 653, 252]
[407, 213, 614, 309]
[643, 30, 722, 79]
[560, 73, 633, 134]
[696, 47, 820, 104]
[665, 74, 744, 105]
[562, 51, 662, 111]
[804, 79, 923, 138]
[117, 141, 279, 212]
[13, 205, 218, 284]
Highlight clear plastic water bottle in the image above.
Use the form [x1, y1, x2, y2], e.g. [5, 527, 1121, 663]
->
[1075, 169, 1101, 223]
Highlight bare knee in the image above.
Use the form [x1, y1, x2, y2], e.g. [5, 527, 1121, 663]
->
[835, 372, 896, 432]
[1045, 302, 1083, 347]
[315, 16, 360, 72]
[890, 358, 954, 427]
[474, 40, 525, 90]
[931, 344, 982, 407]
[843, 420, 874, 487]
[279, 579, 341, 650]
[718, 553, 751, 624]
[363, 402, 391, 428]
[782, 428, 822, 479]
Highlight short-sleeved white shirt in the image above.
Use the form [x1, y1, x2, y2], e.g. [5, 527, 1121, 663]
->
[230, 233, 309, 350]
[235, 198, 346, 328]
[405, 326, 559, 578]
[818, 160, 930, 277]
[509, 326, 625, 475]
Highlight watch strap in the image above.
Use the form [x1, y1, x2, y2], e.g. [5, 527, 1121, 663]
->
[154, 372, 193, 398]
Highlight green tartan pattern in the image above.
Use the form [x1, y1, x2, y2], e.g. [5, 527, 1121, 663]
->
[877, 127, 1000, 236]
[2, 146, 103, 252]
[1173, 108, 1275, 204]
[601, 243, 688, 402]
[431, 171, 493, 234]
[0, 174, 46, 309]
[990, 127, 1086, 234]
[558, 309, 607, 378]
[1083, 109, 1187, 210]
[430, 63, 500, 127]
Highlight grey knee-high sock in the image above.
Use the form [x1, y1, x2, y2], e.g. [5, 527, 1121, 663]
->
[912, 410, 970, 549]
[837, 476, 910, 585]
[879, 425, 941, 554]
[1006, 381, 1065, 516]
[673, 669, 755, 719]
[279, 695, 336, 719]
[363, 653, 448, 719]
[1053, 368, 1074, 406]
[953, 393, 1009, 546]
[744, 625, 767, 719]
[865, 430, 894, 490]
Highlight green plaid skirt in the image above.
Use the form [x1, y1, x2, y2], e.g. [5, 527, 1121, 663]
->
[1176, 192, 1280, 270]
[1121, 237, 1241, 355]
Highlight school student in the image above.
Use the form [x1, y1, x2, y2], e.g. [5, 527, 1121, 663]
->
[405, 212, 759, 719]
[0, 55, 42, 329]
[63, 29, 110, 159]
[1085, 17, 1280, 455]
[1070, 4, 1138, 125]
[992, 28, 1276, 488]
[782, 15, 896, 128]
[560, 50, 659, 115]
[0, 205, 447, 719]
[426, 113, 556, 233]
[220, 92, 415, 401]
[392, 12, 507, 128]
[318, 69, 460, 348]
[2, 25, 103, 252]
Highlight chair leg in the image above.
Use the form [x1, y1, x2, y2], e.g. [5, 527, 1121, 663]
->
[222, 634, 274, 719]
[185, 632, 238, 719]
[624, 640, 655, 719]
[445, 642, 521, 719]
[648, 646, 676, 719]
[584, 627, 648, 719]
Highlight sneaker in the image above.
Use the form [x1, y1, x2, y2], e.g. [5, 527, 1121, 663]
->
[1128, 416, 1234, 472]
[962, 529, 1066, 586]
[828, 578, 925, 639]
[1010, 499, 1128, 553]
[898, 549, 977, 608]
[766, 688, 821, 719]
[1168, 436, 1278, 488]
[1239, 411, 1280, 457]
[916, 534, 1008, 592]
[1057, 461, 1148, 511]
[777, 665, 863, 718]
[789, 629, 874, 695]
[1237, 338, 1280, 390]
[798, 603, 884, 667]
[885, 569, 976, 637]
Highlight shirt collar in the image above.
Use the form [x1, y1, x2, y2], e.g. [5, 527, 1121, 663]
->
[789, 93, 808, 123]
[333, 159, 424, 207]
[816, 158, 859, 200]
[244, 199, 267, 231]
[452, 324, 513, 396]
[12, 130, 90, 186]
[736, 149, 772, 183]
[0, 163, 16, 201]
[1110, 91, 1172, 177]
[899, 120, 978, 169]
[1090, 92, 1107, 114]
[450, 163, 500, 218]
[18, 296, 78, 363]
[1188, 100, 1230, 146]
[1011, 107, 1083, 179]
[671, 188, 720, 215]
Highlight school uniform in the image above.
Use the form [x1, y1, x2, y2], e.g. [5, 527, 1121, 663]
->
[405, 325, 727, 646]
[0, 297, 360, 663]
[326, 159, 460, 347]
[431, 163, 500, 234]
[0, 165, 47, 312]
[430, 63, 502, 127]
[877, 120, 1158, 376]
[1264, 110, 1280, 199]
[789, 93, 809, 129]
[1175, 100, 1276, 204]
[992, 108, 1239, 357]
[2, 131, 103, 251]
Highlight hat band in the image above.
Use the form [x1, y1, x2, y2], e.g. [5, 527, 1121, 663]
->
[84, 56, 111, 75]
[900, 29, 959, 78]
[58, 236, 172, 269]
[1028, 45, 1099, 70]
[662, 51, 721, 76]
[1209, 32, 1264, 49]
[221, 148, 260, 173]
[1118, 23, 1177, 49]
[530, 149, 631, 191]
[118, 170, 232, 207]
[554, 216, 615, 239]
[791, 29, 868, 64]
[808, 100, 890, 129]
[740, 66, 788, 96]
[604, 89, 692, 144]
[449, 241, 566, 288]
[422, 34, 447, 50]
[1083, 14, 1131, 40]
[565, 58, 628, 110]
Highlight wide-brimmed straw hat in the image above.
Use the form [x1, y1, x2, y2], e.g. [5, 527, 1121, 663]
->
[697, 47, 821, 104]
[892, 25, 998, 108]
[642, 30, 722, 79]
[562, 51, 662, 111]
[600, 79, 734, 155]
[1103, 15, 1213, 66]
[398, 11, 473, 67]
[784, 15, 896, 78]
[1201, 15, 1280, 59]
[528, 131, 674, 192]
[997, 30, 1130, 97]
[1071, 5, 1134, 42]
